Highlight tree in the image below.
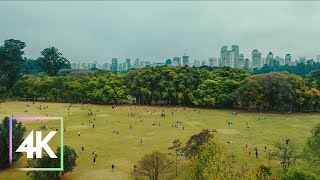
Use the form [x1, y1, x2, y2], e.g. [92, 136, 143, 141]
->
[283, 170, 318, 180]
[134, 150, 173, 180]
[271, 140, 299, 175]
[0, 39, 26, 89]
[0, 117, 26, 169]
[27, 145, 78, 179]
[37, 47, 71, 76]
[184, 129, 213, 157]
[303, 123, 320, 166]
[186, 139, 236, 180]
[168, 139, 182, 176]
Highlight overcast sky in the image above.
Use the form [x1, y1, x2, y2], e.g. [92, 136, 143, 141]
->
[0, 1, 320, 63]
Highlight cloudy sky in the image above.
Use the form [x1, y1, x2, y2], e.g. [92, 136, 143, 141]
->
[0, 1, 319, 63]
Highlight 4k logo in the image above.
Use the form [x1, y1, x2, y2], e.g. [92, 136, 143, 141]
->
[16, 130, 57, 158]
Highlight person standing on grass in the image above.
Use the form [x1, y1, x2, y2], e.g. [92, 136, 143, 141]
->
[112, 163, 115, 172]
[78, 129, 81, 136]
[255, 149, 258, 158]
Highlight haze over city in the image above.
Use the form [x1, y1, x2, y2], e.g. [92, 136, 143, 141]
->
[0, 1, 320, 63]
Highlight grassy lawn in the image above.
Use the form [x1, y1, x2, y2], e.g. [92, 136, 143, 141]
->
[0, 101, 319, 179]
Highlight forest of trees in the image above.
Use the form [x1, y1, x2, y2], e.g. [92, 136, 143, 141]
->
[1, 39, 320, 112]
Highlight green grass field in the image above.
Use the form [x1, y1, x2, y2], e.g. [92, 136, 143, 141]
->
[0, 101, 319, 179]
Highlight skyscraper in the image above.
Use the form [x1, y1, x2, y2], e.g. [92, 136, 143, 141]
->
[252, 49, 262, 69]
[220, 46, 228, 67]
[266, 52, 274, 66]
[134, 58, 140, 68]
[238, 54, 244, 68]
[126, 58, 131, 70]
[317, 55, 320, 62]
[173, 57, 181, 66]
[285, 54, 291, 66]
[111, 58, 118, 72]
[182, 55, 189, 66]
[225, 51, 234, 67]
[232, 45, 239, 68]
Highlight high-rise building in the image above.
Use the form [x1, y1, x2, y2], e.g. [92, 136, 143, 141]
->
[244, 59, 250, 69]
[273, 56, 282, 67]
[202, 60, 207, 66]
[173, 57, 181, 66]
[193, 60, 200, 67]
[220, 46, 228, 67]
[232, 45, 239, 68]
[218, 58, 223, 67]
[165, 59, 172, 66]
[317, 55, 320, 62]
[225, 51, 234, 67]
[266, 52, 274, 66]
[285, 54, 291, 66]
[252, 49, 262, 69]
[299, 57, 306, 64]
[182, 55, 189, 66]
[208, 57, 218, 67]
[102, 63, 110, 70]
[238, 54, 244, 68]
[126, 58, 131, 70]
[111, 58, 118, 72]
[134, 58, 140, 68]
[140, 60, 145, 68]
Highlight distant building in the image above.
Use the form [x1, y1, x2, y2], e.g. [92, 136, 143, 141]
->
[182, 55, 189, 66]
[285, 54, 292, 66]
[165, 59, 173, 66]
[306, 59, 314, 65]
[317, 55, 320, 62]
[193, 60, 200, 67]
[102, 63, 110, 70]
[202, 60, 207, 66]
[111, 58, 118, 72]
[134, 58, 140, 68]
[140, 60, 145, 68]
[238, 54, 244, 68]
[220, 46, 228, 67]
[126, 58, 131, 70]
[244, 58, 250, 69]
[173, 57, 181, 66]
[266, 52, 274, 66]
[208, 57, 218, 67]
[81, 63, 88, 70]
[225, 51, 234, 68]
[145, 61, 151, 67]
[232, 45, 239, 68]
[299, 57, 306, 64]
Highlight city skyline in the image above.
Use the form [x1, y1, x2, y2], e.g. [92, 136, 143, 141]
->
[1, 1, 320, 62]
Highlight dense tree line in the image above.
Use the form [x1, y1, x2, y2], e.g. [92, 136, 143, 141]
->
[6, 66, 320, 112]
[253, 63, 320, 76]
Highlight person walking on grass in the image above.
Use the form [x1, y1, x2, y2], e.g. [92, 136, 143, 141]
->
[112, 163, 115, 172]
[93, 154, 97, 164]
